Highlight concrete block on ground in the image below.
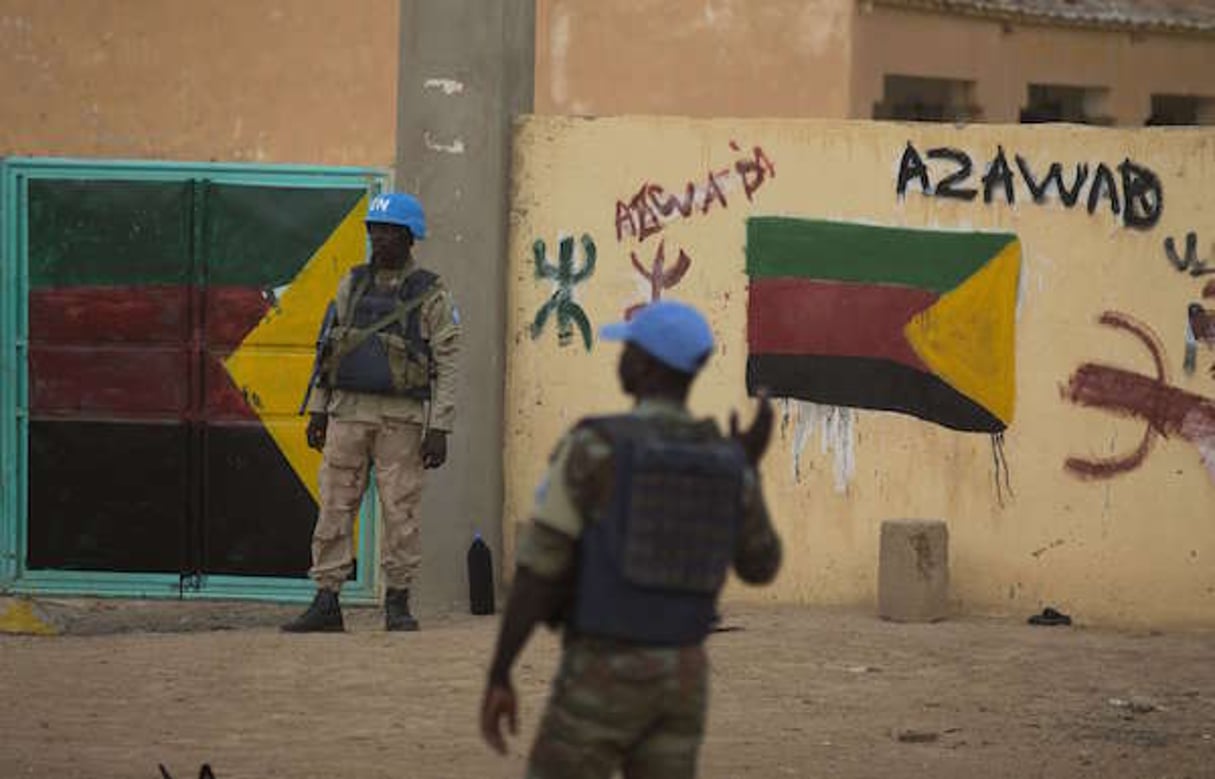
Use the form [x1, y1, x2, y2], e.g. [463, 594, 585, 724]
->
[878, 519, 949, 623]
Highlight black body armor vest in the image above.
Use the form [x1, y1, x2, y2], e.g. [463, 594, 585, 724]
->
[571, 414, 747, 646]
[323, 265, 437, 400]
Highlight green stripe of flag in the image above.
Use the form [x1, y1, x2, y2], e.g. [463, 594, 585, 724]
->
[746, 217, 1016, 294]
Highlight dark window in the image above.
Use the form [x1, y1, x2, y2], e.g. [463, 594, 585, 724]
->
[1146, 94, 1215, 126]
[874, 75, 982, 123]
[1021, 84, 1112, 125]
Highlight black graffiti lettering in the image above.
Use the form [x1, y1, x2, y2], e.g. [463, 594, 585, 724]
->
[896, 142, 930, 197]
[1014, 155, 1052, 202]
[1164, 232, 1215, 276]
[1164, 232, 1198, 271]
[982, 145, 1015, 205]
[1087, 164, 1121, 217]
[1014, 155, 1089, 206]
[1119, 158, 1163, 230]
[1056, 163, 1090, 207]
[894, 145, 1163, 230]
[927, 147, 978, 201]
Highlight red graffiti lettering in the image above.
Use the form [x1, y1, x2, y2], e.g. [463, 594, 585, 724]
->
[613, 142, 777, 242]
[628, 188, 663, 242]
[1063, 311, 1215, 481]
[648, 183, 696, 219]
[701, 169, 729, 214]
[614, 200, 636, 242]
[736, 146, 777, 201]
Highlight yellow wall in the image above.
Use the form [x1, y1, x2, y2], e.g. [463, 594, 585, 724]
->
[0, 0, 397, 165]
[506, 116, 1215, 628]
[534, 0, 854, 118]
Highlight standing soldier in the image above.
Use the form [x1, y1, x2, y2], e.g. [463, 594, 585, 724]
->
[479, 301, 781, 777]
[283, 192, 461, 633]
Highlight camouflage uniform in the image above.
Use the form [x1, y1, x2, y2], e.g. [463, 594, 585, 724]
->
[515, 398, 782, 779]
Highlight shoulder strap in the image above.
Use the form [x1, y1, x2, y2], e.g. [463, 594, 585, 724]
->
[399, 268, 439, 301]
[328, 269, 442, 361]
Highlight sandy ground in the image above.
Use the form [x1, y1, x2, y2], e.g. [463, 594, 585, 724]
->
[2, 599, 1214, 779]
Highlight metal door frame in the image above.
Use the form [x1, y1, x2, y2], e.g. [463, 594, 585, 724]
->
[0, 157, 390, 604]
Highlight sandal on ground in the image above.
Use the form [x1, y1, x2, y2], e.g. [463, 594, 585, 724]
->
[1028, 606, 1072, 626]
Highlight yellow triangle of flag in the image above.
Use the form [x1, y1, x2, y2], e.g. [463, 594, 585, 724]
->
[904, 239, 1020, 426]
[223, 194, 369, 503]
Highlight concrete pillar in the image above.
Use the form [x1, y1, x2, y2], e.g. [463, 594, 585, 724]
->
[878, 519, 949, 623]
[396, 0, 535, 612]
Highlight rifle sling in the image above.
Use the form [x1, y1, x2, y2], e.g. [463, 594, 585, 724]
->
[333, 292, 433, 359]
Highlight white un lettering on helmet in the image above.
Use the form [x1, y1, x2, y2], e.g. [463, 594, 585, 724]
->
[370, 195, 391, 212]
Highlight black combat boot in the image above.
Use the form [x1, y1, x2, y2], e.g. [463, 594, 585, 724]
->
[281, 589, 344, 633]
[384, 588, 419, 632]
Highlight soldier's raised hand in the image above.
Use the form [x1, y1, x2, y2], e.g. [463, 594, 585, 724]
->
[730, 389, 774, 467]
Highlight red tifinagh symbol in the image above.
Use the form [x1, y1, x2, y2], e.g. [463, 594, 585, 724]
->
[1063, 312, 1166, 478]
[1063, 310, 1215, 479]
[625, 240, 692, 320]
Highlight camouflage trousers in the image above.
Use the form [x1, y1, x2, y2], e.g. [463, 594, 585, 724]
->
[527, 636, 708, 779]
[310, 417, 423, 591]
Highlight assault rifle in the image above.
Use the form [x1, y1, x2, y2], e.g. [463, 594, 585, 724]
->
[298, 301, 338, 415]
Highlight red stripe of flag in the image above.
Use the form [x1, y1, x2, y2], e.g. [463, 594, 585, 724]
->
[28, 285, 270, 421]
[746, 278, 935, 372]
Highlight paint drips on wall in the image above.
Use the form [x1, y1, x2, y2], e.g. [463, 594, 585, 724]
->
[784, 399, 855, 492]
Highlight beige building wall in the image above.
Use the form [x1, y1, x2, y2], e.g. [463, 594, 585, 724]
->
[0, 0, 398, 165]
[853, 5, 1215, 124]
[506, 116, 1215, 628]
[533, 1, 1215, 127]
[534, 0, 854, 118]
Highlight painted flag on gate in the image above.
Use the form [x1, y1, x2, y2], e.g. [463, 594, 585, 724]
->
[26, 180, 369, 575]
[745, 217, 1019, 433]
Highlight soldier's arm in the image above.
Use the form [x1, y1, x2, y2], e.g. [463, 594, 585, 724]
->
[487, 547, 573, 686]
[733, 468, 782, 584]
[487, 429, 608, 686]
[423, 281, 461, 432]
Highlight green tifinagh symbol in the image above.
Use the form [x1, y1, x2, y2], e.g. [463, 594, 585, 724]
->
[531, 234, 597, 351]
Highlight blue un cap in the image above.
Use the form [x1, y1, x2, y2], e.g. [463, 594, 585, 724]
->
[600, 300, 715, 375]
[366, 192, 427, 240]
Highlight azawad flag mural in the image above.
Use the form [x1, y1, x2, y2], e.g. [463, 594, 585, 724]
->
[26, 180, 368, 576]
[745, 217, 1020, 433]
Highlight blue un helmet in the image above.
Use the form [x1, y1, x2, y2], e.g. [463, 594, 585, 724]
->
[366, 192, 427, 240]
[600, 300, 715, 375]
